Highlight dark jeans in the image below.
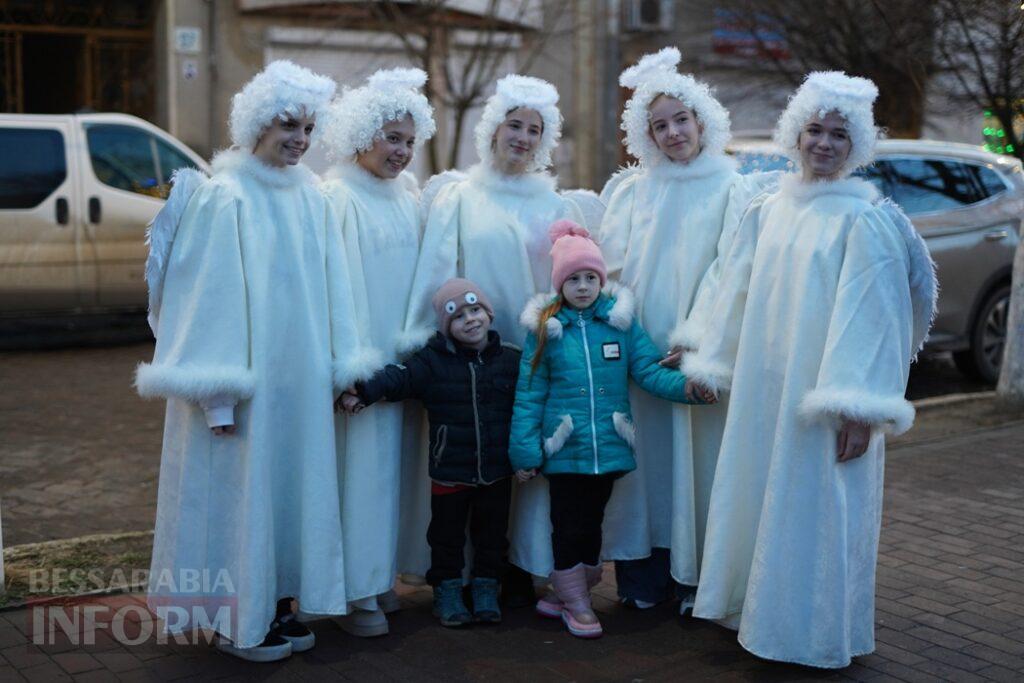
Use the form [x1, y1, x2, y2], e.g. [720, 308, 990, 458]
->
[548, 473, 619, 570]
[425, 478, 512, 585]
[615, 547, 683, 603]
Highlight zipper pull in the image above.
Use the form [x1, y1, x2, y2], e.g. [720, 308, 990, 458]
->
[577, 311, 585, 328]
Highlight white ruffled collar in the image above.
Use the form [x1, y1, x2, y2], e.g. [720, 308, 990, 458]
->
[211, 148, 319, 188]
[467, 163, 558, 197]
[645, 152, 737, 182]
[323, 161, 408, 199]
[776, 172, 879, 203]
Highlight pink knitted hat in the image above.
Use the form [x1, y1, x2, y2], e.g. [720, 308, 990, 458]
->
[431, 278, 495, 337]
[549, 219, 607, 291]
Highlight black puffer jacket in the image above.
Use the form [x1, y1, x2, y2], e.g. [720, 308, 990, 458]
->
[356, 331, 521, 485]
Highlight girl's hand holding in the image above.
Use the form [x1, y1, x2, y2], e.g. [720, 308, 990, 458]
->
[339, 392, 365, 415]
[836, 420, 871, 462]
[211, 425, 237, 436]
[685, 379, 717, 404]
[515, 469, 538, 482]
[659, 345, 687, 368]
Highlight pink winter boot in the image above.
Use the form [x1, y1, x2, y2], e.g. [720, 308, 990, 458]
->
[536, 563, 603, 618]
[549, 564, 603, 638]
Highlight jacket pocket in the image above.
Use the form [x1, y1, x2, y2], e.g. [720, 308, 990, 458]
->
[432, 424, 448, 466]
[543, 414, 574, 456]
[612, 412, 635, 449]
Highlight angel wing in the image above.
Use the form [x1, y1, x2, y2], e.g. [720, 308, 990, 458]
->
[560, 188, 606, 234]
[876, 197, 938, 359]
[419, 169, 467, 225]
[145, 166, 208, 334]
[598, 163, 643, 204]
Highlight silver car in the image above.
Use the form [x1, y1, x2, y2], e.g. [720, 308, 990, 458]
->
[729, 139, 1023, 384]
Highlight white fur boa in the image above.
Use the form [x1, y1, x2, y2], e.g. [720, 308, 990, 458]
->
[776, 173, 879, 203]
[467, 163, 557, 197]
[211, 148, 319, 188]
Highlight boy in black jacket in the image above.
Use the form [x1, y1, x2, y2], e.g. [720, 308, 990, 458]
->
[339, 279, 521, 628]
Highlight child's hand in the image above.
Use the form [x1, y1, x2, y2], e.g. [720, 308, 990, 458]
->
[685, 379, 717, 404]
[211, 425, 237, 436]
[342, 392, 365, 415]
[515, 469, 537, 482]
[659, 345, 688, 368]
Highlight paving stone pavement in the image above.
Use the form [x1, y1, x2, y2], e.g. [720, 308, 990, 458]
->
[2, 420, 1022, 681]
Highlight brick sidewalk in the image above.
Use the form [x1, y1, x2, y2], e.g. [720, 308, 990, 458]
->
[2, 421, 1022, 682]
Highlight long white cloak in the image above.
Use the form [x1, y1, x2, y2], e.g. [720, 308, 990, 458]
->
[321, 163, 419, 604]
[684, 175, 929, 668]
[598, 154, 775, 584]
[401, 163, 583, 577]
[137, 150, 374, 648]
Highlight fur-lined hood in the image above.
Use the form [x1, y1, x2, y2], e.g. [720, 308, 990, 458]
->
[519, 281, 636, 339]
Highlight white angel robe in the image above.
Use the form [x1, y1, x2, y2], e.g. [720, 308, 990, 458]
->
[684, 175, 934, 668]
[598, 154, 775, 584]
[321, 163, 419, 605]
[136, 150, 373, 649]
[401, 163, 584, 577]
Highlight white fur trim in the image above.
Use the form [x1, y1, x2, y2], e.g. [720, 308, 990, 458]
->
[645, 153, 737, 182]
[667, 318, 703, 351]
[145, 167, 208, 334]
[599, 163, 642, 203]
[602, 282, 635, 331]
[777, 173, 879, 203]
[322, 67, 435, 161]
[519, 292, 563, 339]
[467, 163, 557, 197]
[229, 60, 336, 150]
[619, 48, 732, 165]
[799, 388, 915, 436]
[473, 74, 562, 173]
[211, 148, 318, 188]
[772, 71, 879, 178]
[323, 162, 409, 199]
[681, 354, 732, 395]
[332, 347, 386, 391]
[612, 412, 636, 449]
[544, 414, 574, 456]
[135, 363, 256, 402]
[395, 326, 435, 356]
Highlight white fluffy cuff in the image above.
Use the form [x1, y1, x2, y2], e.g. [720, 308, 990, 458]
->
[799, 388, 915, 436]
[667, 319, 703, 351]
[135, 363, 256, 403]
[333, 347, 386, 391]
[681, 355, 732, 395]
[394, 326, 435, 357]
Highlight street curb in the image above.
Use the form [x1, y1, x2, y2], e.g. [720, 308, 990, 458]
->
[912, 390, 997, 410]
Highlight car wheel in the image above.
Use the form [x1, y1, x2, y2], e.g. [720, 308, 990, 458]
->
[953, 284, 1010, 385]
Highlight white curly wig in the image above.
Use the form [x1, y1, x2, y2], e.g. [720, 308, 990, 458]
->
[229, 60, 336, 150]
[322, 67, 437, 161]
[474, 74, 562, 172]
[772, 71, 880, 177]
[619, 47, 731, 166]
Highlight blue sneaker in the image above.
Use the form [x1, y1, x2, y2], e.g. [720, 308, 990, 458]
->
[432, 579, 472, 627]
[471, 577, 501, 623]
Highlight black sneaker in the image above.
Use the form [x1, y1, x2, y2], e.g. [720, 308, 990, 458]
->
[271, 613, 316, 653]
[216, 632, 292, 662]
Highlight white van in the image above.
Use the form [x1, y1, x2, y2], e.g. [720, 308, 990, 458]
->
[0, 113, 208, 316]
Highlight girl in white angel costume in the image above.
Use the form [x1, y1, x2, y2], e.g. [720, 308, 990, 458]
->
[684, 72, 937, 668]
[598, 48, 778, 613]
[401, 74, 584, 597]
[319, 68, 436, 636]
[137, 60, 379, 662]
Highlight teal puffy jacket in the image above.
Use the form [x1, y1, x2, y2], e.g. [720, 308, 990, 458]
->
[509, 284, 697, 476]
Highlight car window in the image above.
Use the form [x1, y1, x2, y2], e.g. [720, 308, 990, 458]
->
[969, 163, 1007, 198]
[731, 150, 795, 174]
[85, 124, 163, 198]
[154, 138, 199, 199]
[885, 158, 987, 215]
[852, 162, 889, 196]
[0, 127, 67, 209]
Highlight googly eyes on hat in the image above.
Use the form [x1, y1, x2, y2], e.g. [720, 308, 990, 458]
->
[465, 292, 478, 304]
[444, 301, 457, 314]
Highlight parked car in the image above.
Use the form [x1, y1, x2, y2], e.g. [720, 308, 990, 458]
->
[0, 113, 209, 318]
[728, 138, 1023, 384]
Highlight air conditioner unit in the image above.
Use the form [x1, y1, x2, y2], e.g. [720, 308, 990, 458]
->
[622, 0, 674, 33]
